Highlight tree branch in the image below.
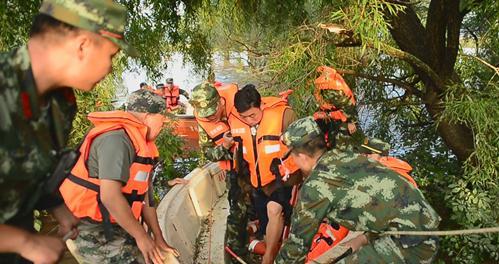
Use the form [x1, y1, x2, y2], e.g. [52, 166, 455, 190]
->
[369, 43, 447, 92]
[225, 34, 269, 56]
[337, 68, 424, 98]
[461, 54, 499, 75]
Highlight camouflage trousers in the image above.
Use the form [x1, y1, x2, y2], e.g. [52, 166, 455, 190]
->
[224, 173, 254, 264]
[67, 220, 145, 264]
[337, 236, 438, 264]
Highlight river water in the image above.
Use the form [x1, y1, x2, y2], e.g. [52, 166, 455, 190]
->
[121, 52, 258, 114]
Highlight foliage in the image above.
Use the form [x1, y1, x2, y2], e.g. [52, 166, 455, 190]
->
[2, 0, 498, 262]
[190, 0, 499, 262]
[153, 122, 199, 200]
[0, 0, 41, 51]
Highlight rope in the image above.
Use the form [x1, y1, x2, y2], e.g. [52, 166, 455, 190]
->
[225, 246, 248, 264]
[378, 227, 499, 237]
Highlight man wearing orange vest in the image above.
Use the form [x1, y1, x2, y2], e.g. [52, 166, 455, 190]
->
[313, 66, 390, 155]
[157, 78, 189, 114]
[59, 90, 179, 264]
[0, 1, 137, 263]
[229, 84, 301, 264]
[189, 82, 256, 263]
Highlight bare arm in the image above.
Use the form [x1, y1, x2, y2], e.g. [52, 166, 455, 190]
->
[141, 194, 163, 240]
[100, 179, 147, 239]
[0, 224, 64, 263]
[142, 193, 180, 257]
[100, 180, 164, 264]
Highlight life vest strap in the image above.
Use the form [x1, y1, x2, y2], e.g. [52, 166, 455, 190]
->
[212, 132, 224, 142]
[67, 174, 146, 241]
[67, 174, 99, 192]
[258, 135, 281, 143]
[134, 156, 157, 165]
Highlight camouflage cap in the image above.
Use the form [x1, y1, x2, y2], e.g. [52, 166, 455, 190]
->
[126, 89, 166, 114]
[39, 0, 138, 57]
[281, 116, 324, 157]
[189, 82, 220, 118]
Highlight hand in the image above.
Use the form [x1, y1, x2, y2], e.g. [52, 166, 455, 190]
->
[167, 178, 189, 187]
[155, 237, 180, 258]
[347, 122, 357, 135]
[222, 131, 234, 149]
[136, 233, 165, 264]
[50, 204, 79, 240]
[343, 234, 368, 253]
[19, 233, 65, 264]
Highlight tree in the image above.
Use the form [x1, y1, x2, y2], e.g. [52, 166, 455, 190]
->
[190, 0, 498, 262]
[1, 0, 497, 262]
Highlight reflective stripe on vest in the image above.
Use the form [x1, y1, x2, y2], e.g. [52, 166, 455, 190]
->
[229, 97, 296, 188]
[60, 111, 156, 223]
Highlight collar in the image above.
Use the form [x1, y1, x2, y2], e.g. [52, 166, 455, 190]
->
[16, 45, 40, 120]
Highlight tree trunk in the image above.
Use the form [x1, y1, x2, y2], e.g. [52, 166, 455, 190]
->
[385, 0, 475, 162]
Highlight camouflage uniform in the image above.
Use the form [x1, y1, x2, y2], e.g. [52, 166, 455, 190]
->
[190, 83, 253, 263]
[0, 45, 78, 263]
[68, 220, 145, 264]
[319, 86, 390, 155]
[0, 0, 135, 262]
[67, 90, 166, 264]
[276, 117, 441, 263]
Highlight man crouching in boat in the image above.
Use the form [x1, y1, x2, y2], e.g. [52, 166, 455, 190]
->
[60, 90, 179, 264]
[275, 117, 440, 264]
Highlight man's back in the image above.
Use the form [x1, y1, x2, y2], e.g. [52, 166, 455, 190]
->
[300, 149, 440, 242]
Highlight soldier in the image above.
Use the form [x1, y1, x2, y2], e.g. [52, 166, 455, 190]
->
[157, 78, 189, 114]
[60, 90, 179, 264]
[313, 66, 389, 154]
[0, 0, 136, 263]
[189, 82, 253, 263]
[275, 117, 441, 263]
[140, 82, 154, 92]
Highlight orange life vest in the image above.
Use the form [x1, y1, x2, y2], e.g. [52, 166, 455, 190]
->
[60, 111, 157, 223]
[164, 85, 180, 109]
[313, 110, 348, 123]
[229, 97, 297, 188]
[195, 84, 238, 171]
[306, 154, 417, 263]
[367, 154, 417, 187]
[306, 223, 350, 263]
[314, 65, 356, 112]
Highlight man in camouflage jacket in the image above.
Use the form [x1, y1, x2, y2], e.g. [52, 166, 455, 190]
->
[275, 117, 441, 263]
[190, 82, 256, 263]
[0, 0, 136, 263]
